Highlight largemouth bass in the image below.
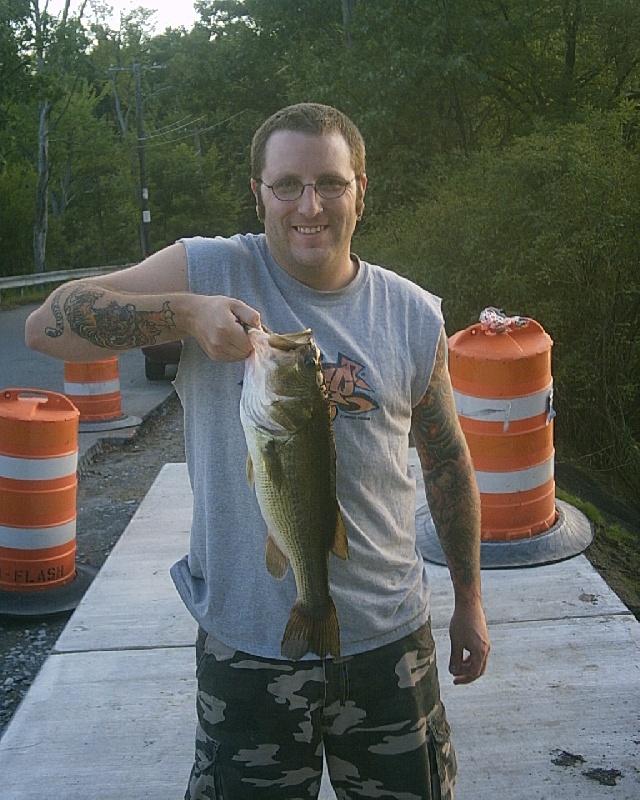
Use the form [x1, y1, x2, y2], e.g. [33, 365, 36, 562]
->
[239, 324, 348, 660]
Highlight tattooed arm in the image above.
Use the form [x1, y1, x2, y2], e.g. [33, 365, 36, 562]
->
[411, 329, 490, 684]
[25, 243, 260, 363]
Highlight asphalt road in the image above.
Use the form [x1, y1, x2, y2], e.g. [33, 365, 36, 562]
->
[0, 303, 175, 462]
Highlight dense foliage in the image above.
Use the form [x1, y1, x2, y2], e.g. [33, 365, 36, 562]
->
[1, 0, 639, 494]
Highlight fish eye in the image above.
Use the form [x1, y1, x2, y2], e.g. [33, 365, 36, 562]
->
[303, 354, 317, 369]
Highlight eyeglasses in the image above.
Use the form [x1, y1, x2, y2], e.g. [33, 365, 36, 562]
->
[257, 176, 356, 202]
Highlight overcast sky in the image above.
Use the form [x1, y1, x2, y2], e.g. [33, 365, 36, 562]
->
[48, 0, 199, 34]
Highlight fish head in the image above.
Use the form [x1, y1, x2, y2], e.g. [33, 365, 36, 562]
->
[242, 326, 326, 434]
[246, 326, 324, 400]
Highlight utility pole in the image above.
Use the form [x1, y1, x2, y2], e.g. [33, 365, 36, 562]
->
[133, 62, 151, 258]
[109, 61, 165, 260]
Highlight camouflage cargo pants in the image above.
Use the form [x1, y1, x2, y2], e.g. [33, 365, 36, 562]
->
[185, 622, 456, 799]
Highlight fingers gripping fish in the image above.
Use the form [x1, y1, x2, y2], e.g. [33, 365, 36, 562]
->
[239, 323, 349, 660]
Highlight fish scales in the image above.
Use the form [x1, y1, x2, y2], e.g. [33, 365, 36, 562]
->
[239, 325, 348, 660]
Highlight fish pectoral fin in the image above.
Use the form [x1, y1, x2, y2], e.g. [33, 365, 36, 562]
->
[246, 454, 254, 487]
[266, 533, 289, 579]
[331, 507, 349, 561]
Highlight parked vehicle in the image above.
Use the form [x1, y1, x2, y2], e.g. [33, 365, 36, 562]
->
[142, 341, 183, 380]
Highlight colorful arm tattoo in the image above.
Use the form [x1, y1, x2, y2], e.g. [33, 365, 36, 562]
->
[411, 332, 481, 593]
[45, 284, 176, 349]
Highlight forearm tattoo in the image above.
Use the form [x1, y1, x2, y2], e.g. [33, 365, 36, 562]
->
[412, 340, 481, 589]
[45, 284, 176, 348]
[46, 289, 65, 338]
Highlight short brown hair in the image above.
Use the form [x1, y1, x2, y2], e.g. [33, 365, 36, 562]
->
[252, 103, 366, 178]
[251, 103, 366, 219]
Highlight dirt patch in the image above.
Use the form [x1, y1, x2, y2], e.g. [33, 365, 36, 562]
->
[551, 750, 586, 768]
[556, 462, 640, 619]
[551, 750, 626, 788]
[582, 767, 624, 787]
[584, 523, 640, 619]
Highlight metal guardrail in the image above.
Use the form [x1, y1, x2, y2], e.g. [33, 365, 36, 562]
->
[0, 265, 133, 305]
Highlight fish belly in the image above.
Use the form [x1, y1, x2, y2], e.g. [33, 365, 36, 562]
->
[247, 425, 341, 659]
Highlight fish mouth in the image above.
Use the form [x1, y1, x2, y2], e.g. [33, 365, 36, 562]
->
[242, 322, 314, 353]
[239, 321, 272, 335]
[268, 330, 314, 351]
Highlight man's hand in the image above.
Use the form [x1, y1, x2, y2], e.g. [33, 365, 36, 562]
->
[448, 600, 490, 685]
[187, 295, 261, 362]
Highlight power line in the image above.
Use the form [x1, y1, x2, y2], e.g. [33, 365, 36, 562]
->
[142, 109, 252, 149]
[142, 114, 207, 141]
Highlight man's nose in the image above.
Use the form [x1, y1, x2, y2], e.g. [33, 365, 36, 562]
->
[297, 183, 323, 216]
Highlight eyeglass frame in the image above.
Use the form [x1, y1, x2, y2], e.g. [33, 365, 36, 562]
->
[255, 176, 357, 202]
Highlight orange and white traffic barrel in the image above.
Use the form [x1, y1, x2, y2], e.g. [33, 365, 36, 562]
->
[449, 312, 557, 541]
[64, 358, 140, 432]
[64, 357, 123, 423]
[0, 389, 94, 616]
[415, 309, 593, 568]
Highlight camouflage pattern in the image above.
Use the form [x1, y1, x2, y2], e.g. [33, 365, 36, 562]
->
[185, 623, 456, 799]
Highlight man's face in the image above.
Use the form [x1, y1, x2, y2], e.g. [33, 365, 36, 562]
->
[251, 130, 367, 291]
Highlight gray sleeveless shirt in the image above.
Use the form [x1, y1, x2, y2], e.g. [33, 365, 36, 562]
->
[171, 234, 444, 659]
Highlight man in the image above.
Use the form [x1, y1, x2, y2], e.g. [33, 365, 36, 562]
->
[26, 103, 490, 799]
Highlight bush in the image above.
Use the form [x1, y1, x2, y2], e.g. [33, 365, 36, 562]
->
[358, 110, 640, 498]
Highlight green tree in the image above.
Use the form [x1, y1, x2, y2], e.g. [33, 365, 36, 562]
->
[0, 161, 35, 275]
[0, 0, 33, 163]
[357, 109, 640, 495]
[47, 78, 137, 266]
[146, 140, 241, 243]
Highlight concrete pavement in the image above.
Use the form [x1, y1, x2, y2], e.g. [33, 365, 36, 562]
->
[0, 457, 638, 797]
[1, 304, 638, 797]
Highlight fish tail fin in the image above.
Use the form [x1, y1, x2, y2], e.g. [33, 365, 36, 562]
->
[280, 600, 340, 660]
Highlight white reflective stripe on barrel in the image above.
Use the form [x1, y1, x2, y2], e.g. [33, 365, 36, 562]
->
[453, 381, 553, 429]
[0, 452, 78, 481]
[474, 456, 554, 494]
[63, 379, 120, 396]
[0, 519, 76, 549]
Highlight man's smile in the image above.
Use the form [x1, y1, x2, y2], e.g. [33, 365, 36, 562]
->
[293, 225, 329, 235]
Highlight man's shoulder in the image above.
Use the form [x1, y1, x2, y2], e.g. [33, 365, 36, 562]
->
[181, 233, 269, 293]
[182, 232, 267, 258]
[363, 259, 442, 313]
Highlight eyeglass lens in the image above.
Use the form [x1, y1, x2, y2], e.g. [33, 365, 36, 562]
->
[268, 177, 353, 201]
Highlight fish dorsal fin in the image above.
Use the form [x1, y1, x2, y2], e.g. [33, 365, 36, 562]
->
[266, 533, 289, 579]
[246, 454, 254, 487]
[331, 507, 349, 560]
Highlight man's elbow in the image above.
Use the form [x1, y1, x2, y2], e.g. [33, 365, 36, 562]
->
[25, 309, 51, 355]
[25, 311, 39, 350]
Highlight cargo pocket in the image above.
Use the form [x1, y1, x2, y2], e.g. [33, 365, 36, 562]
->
[427, 701, 457, 800]
[194, 628, 208, 675]
[186, 733, 225, 800]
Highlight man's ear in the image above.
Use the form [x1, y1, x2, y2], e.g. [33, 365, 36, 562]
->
[356, 173, 367, 220]
[251, 178, 264, 222]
